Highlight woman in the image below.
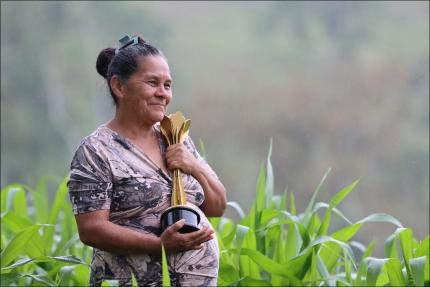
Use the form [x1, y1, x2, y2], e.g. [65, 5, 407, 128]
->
[67, 35, 227, 287]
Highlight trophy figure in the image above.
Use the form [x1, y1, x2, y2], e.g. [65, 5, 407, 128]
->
[160, 112, 201, 234]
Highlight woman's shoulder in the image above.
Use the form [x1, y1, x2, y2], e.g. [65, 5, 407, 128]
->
[73, 124, 114, 154]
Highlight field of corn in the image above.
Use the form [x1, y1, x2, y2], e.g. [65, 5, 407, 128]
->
[1, 145, 429, 286]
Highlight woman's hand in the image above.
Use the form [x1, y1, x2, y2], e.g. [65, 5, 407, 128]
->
[160, 219, 214, 253]
[165, 142, 227, 217]
[165, 143, 199, 175]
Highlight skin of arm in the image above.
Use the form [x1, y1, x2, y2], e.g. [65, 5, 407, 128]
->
[75, 210, 213, 255]
[165, 144, 227, 217]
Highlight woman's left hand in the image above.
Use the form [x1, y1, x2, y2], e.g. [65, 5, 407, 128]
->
[165, 143, 200, 175]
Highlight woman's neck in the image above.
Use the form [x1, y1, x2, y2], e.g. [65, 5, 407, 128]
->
[107, 110, 155, 141]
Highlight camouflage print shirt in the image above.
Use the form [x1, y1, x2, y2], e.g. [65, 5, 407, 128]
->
[67, 124, 219, 287]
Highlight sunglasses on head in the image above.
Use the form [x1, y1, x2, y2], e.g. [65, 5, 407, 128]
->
[115, 35, 143, 54]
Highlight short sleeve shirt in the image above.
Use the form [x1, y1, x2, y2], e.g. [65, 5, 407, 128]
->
[67, 124, 219, 286]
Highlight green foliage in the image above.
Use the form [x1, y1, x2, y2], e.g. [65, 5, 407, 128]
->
[209, 145, 429, 286]
[1, 179, 90, 286]
[0, 146, 428, 286]
[161, 244, 171, 287]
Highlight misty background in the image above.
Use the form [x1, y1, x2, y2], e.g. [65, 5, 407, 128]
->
[1, 1, 428, 255]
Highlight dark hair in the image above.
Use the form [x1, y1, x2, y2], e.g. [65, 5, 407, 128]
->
[96, 36, 164, 105]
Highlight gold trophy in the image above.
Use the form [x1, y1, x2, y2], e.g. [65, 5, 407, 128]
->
[160, 111, 201, 233]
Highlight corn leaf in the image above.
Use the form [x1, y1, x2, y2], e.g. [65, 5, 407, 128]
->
[237, 226, 260, 278]
[161, 244, 170, 287]
[255, 162, 266, 224]
[318, 179, 360, 236]
[316, 252, 336, 287]
[219, 260, 240, 285]
[410, 256, 426, 287]
[43, 177, 68, 253]
[264, 138, 274, 209]
[354, 241, 375, 286]
[23, 274, 57, 286]
[235, 247, 302, 285]
[289, 192, 296, 215]
[1, 257, 33, 270]
[280, 189, 287, 211]
[357, 213, 403, 228]
[227, 201, 245, 219]
[0, 272, 22, 286]
[73, 264, 91, 286]
[308, 249, 318, 284]
[303, 168, 331, 226]
[265, 224, 280, 259]
[385, 258, 406, 286]
[399, 228, 415, 285]
[365, 257, 389, 286]
[285, 223, 302, 261]
[299, 235, 356, 267]
[32, 177, 50, 223]
[1, 211, 33, 234]
[2, 184, 29, 219]
[219, 248, 240, 286]
[329, 179, 360, 208]
[1, 254, 86, 271]
[1, 225, 42, 267]
[414, 235, 429, 257]
[313, 202, 353, 225]
[239, 276, 272, 286]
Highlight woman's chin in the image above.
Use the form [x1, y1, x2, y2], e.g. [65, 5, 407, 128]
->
[140, 108, 166, 124]
[150, 111, 165, 123]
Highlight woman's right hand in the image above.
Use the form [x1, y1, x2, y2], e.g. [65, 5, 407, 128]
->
[160, 219, 214, 253]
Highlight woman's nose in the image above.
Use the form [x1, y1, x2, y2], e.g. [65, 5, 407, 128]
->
[155, 85, 170, 98]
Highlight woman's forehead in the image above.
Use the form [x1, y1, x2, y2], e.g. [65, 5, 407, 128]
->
[137, 56, 171, 79]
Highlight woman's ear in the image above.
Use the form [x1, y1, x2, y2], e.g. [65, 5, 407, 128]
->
[110, 75, 126, 101]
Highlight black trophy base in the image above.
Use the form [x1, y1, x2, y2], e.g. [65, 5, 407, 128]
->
[160, 206, 201, 234]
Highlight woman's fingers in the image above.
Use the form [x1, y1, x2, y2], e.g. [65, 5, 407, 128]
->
[185, 227, 214, 246]
[165, 219, 186, 235]
[165, 144, 184, 160]
[184, 226, 211, 240]
[166, 160, 181, 171]
[165, 144, 196, 174]
[191, 233, 213, 247]
[161, 222, 214, 253]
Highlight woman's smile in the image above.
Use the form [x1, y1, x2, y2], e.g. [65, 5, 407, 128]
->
[149, 103, 165, 107]
[148, 103, 166, 112]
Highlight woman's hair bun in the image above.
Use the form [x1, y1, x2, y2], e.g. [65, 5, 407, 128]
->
[96, 47, 116, 79]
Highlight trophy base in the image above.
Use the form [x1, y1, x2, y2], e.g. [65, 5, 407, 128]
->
[160, 206, 201, 234]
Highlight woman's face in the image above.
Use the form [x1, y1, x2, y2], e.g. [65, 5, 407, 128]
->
[120, 55, 173, 124]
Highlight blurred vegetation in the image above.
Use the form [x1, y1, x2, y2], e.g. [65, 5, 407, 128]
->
[1, 2, 429, 254]
[1, 154, 428, 286]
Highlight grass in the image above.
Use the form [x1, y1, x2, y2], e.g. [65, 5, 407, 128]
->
[1, 143, 429, 286]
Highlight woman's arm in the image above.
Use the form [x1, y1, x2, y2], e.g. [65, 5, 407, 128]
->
[190, 160, 227, 217]
[75, 210, 214, 255]
[166, 144, 227, 217]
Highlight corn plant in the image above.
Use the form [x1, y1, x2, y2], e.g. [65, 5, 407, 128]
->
[209, 143, 429, 286]
[1, 177, 91, 286]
